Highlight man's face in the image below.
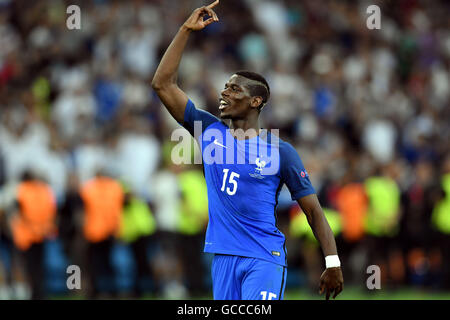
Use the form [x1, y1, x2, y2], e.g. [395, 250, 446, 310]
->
[219, 75, 260, 120]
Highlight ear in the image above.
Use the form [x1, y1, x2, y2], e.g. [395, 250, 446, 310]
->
[250, 96, 263, 109]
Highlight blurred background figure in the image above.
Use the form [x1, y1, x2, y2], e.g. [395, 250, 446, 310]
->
[0, 150, 5, 187]
[79, 170, 123, 299]
[289, 204, 342, 292]
[364, 164, 403, 288]
[176, 166, 209, 297]
[0, 0, 449, 299]
[117, 185, 157, 298]
[9, 170, 57, 299]
[150, 144, 187, 299]
[334, 180, 368, 285]
[431, 158, 450, 289]
[58, 173, 84, 280]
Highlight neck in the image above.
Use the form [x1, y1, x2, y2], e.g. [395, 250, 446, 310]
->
[229, 113, 261, 140]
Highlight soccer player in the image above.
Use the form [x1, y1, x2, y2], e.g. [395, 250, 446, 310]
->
[151, 0, 343, 300]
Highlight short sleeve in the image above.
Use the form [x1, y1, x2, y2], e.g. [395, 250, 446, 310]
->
[280, 143, 316, 200]
[181, 99, 220, 137]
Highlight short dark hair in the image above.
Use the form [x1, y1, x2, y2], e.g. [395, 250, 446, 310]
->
[21, 170, 35, 182]
[234, 70, 270, 110]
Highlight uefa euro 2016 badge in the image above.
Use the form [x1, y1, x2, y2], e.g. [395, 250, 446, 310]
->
[249, 157, 268, 179]
[300, 170, 309, 178]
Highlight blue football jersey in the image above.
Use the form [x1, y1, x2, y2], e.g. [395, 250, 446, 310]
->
[181, 99, 315, 266]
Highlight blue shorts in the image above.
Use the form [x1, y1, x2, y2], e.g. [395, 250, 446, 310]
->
[211, 254, 287, 300]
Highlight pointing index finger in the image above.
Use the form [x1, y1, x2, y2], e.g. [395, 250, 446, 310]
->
[207, 0, 219, 9]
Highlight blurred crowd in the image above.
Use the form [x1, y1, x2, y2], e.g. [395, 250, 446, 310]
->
[0, 0, 449, 299]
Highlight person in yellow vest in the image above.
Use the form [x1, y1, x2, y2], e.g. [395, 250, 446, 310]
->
[80, 171, 124, 298]
[9, 170, 57, 299]
[364, 165, 402, 288]
[289, 204, 341, 292]
[431, 172, 450, 289]
[432, 173, 450, 236]
[176, 167, 209, 297]
[117, 185, 157, 297]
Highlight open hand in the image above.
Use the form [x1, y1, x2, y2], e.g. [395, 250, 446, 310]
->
[319, 267, 344, 300]
[183, 0, 220, 31]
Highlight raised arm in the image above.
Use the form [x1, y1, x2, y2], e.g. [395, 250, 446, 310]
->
[297, 194, 344, 300]
[151, 0, 219, 124]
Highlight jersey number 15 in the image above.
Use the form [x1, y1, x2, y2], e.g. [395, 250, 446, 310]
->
[221, 169, 240, 196]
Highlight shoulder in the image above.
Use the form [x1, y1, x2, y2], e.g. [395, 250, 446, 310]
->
[185, 99, 220, 124]
[277, 138, 300, 161]
[183, 99, 222, 134]
[276, 138, 308, 172]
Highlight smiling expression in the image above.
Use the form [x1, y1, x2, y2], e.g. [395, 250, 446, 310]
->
[219, 74, 263, 120]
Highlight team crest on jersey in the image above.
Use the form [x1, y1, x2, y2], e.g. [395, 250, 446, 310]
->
[249, 157, 268, 179]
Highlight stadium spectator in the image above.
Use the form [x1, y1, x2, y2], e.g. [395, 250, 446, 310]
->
[113, 115, 160, 199]
[150, 144, 187, 298]
[58, 173, 84, 274]
[399, 160, 438, 286]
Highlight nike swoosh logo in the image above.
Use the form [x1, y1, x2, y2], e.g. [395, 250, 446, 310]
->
[213, 139, 227, 148]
